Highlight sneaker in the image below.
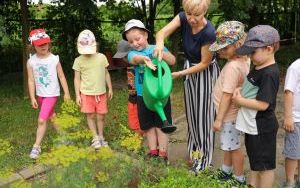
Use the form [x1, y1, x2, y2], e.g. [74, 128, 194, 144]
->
[212, 169, 232, 181]
[99, 139, 108, 147]
[145, 149, 159, 160]
[282, 182, 296, 188]
[227, 177, 246, 187]
[29, 146, 41, 159]
[91, 138, 101, 149]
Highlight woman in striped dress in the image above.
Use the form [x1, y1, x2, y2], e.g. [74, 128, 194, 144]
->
[154, 0, 219, 173]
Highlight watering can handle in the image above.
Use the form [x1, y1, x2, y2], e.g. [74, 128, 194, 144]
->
[157, 59, 163, 98]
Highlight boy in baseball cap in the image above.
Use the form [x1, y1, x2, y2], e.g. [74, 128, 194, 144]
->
[123, 19, 176, 161]
[233, 25, 280, 188]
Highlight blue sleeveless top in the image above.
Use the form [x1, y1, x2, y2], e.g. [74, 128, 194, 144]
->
[179, 11, 216, 65]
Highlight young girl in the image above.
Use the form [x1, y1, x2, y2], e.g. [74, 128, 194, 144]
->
[73, 29, 113, 149]
[27, 28, 70, 159]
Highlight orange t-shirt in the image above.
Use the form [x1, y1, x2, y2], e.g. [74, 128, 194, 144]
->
[213, 57, 250, 123]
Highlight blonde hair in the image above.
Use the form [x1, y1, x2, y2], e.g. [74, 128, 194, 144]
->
[182, 0, 210, 13]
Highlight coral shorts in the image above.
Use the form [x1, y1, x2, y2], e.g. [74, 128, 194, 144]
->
[38, 96, 58, 121]
[80, 93, 108, 114]
[128, 101, 140, 130]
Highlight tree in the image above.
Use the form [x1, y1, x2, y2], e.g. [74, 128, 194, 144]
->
[20, 0, 29, 97]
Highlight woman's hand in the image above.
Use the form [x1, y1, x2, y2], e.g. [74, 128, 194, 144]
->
[153, 43, 164, 61]
[172, 71, 183, 79]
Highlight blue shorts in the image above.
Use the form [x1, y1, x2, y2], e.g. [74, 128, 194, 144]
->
[283, 122, 300, 160]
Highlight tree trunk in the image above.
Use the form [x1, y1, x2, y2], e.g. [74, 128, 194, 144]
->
[171, 0, 181, 70]
[20, 0, 29, 97]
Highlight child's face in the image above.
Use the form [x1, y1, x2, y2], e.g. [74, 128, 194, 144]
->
[34, 43, 50, 56]
[250, 46, 274, 67]
[217, 43, 237, 60]
[126, 29, 148, 51]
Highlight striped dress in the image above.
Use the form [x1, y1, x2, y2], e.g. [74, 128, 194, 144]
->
[179, 12, 220, 170]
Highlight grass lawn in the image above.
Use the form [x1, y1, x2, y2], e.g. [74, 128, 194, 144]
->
[0, 69, 185, 172]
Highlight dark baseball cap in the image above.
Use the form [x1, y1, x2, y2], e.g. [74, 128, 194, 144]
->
[236, 25, 280, 55]
[113, 40, 132, 58]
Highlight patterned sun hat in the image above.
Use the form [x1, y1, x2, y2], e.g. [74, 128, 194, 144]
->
[209, 21, 246, 52]
[77, 29, 97, 55]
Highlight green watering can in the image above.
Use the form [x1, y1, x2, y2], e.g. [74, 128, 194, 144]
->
[143, 58, 177, 134]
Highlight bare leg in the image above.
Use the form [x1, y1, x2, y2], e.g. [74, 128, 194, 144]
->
[298, 160, 300, 181]
[232, 148, 244, 176]
[34, 119, 47, 146]
[86, 113, 98, 138]
[156, 128, 168, 153]
[223, 151, 232, 168]
[259, 170, 275, 188]
[249, 171, 259, 188]
[96, 114, 105, 138]
[50, 113, 59, 131]
[146, 128, 157, 151]
[285, 158, 298, 184]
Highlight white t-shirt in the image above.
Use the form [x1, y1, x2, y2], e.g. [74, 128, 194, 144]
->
[28, 53, 60, 97]
[284, 59, 300, 122]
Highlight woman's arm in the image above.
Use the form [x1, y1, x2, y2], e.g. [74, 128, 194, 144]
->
[155, 15, 181, 60]
[172, 44, 213, 78]
[57, 62, 70, 100]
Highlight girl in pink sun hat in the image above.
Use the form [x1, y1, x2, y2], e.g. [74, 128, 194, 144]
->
[27, 28, 71, 159]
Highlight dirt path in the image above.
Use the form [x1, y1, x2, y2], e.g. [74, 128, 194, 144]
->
[168, 83, 287, 187]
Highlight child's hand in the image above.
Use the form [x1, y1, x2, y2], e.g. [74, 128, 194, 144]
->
[213, 119, 222, 132]
[64, 94, 71, 101]
[143, 56, 157, 70]
[31, 98, 38, 109]
[76, 95, 81, 106]
[108, 89, 113, 100]
[284, 117, 295, 132]
[232, 87, 242, 105]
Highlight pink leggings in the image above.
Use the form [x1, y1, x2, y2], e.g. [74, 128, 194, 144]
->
[38, 96, 58, 121]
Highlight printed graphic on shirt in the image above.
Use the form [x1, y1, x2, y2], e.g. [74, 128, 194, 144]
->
[36, 64, 51, 88]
